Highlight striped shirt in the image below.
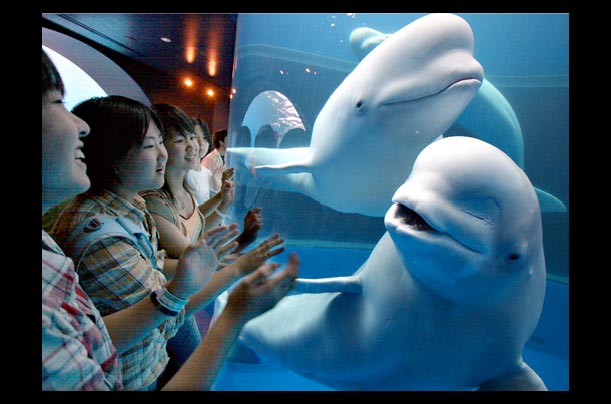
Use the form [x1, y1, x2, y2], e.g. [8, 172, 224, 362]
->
[42, 230, 122, 390]
[51, 189, 185, 391]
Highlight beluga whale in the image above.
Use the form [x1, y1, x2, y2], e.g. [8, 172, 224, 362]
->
[228, 13, 484, 216]
[349, 24, 567, 213]
[237, 136, 548, 391]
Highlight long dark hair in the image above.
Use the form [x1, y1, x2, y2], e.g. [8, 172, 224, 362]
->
[71, 95, 163, 191]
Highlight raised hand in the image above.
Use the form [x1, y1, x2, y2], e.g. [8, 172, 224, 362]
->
[203, 223, 239, 261]
[225, 252, 299, 323]
[167, 225, 237, 299]
[219, 170, 235, 207]
[232, 233, 285, 276]
[237, 208, 262, 249]
[220, 167, 234, 182]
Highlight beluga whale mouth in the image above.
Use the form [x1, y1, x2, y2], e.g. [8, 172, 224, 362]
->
[386, 199, 482, 255]
[393, 203, 434, 232]
[380, 77, 483, 106]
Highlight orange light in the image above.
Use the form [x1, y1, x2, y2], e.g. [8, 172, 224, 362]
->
[208, 60, 217, 77]
[184, 78, 193, 87]
[206, 89, 215, 97]
[186, 47, 196, 64]
[184, 15, 198, 64]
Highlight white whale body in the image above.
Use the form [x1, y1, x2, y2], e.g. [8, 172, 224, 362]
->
[238, 136, 548, 391]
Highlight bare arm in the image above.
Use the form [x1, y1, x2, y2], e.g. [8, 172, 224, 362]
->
[203, 168, 235, 231]
[198, 191, 222, 217]
[162, 253, 299, 390]
[102, 295, 175, 354]
[161, 257, 179, 281]
[151, 212, 191, 259]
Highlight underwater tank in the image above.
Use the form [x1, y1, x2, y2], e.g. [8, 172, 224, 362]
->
[215, 13, 568, 391]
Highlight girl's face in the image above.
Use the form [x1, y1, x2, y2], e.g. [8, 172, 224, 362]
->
[165, 129, 200, 170]
[114, 121, 167, 192]
[42, 89, 91, 209]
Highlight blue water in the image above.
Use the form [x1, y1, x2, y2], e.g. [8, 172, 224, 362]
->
[235, 13, 568, 77]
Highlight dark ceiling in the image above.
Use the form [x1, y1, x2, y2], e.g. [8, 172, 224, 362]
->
[42, 13, 238, 90]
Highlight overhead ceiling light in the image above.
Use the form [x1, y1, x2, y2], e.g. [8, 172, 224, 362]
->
[186, 47, 196, 64]
[208, 60, 217, 77]
[160, 37, 172, 43]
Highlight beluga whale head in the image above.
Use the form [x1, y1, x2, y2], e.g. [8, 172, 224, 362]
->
[385, 136, 546, 311]
[311, 12, 484, 164]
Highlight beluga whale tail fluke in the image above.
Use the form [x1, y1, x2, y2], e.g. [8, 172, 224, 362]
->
[238, 136, 548, 391]
[228, 13, 484, 216]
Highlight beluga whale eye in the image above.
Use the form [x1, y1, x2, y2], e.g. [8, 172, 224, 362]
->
[355, 98, 367, 115]
[503, 240, 527, 265]
[505, 253, 521, 262]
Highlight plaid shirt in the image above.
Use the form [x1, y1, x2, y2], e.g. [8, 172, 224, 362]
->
[51, 189, 184, 391]
[42, 230, 122, 390]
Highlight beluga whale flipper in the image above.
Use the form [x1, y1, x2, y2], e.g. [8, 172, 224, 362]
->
[349, 24, 567, 213]
[238, 136, 548, 391]
[228, 13, 484, 216]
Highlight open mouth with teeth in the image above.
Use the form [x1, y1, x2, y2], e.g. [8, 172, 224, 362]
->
[394, 203, 434, 232]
